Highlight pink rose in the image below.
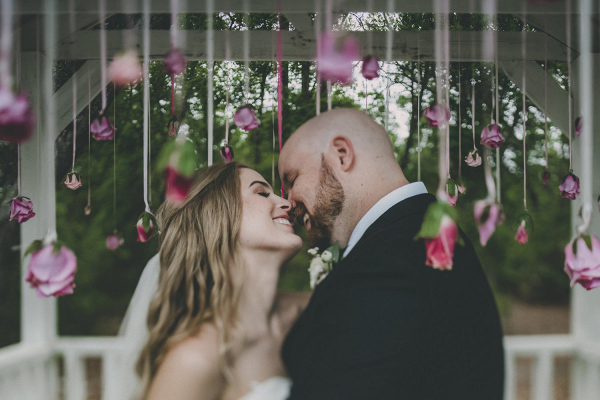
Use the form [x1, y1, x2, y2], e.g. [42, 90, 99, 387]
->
[0, 89, 36, 144]
[474, 200, 504, 246]
[564, 235, 600, 290]
[168, 116, 180, 137]
[106, 234, 124, 250]
[64, 172, 82, 190]
[480, 124, 505, 149]
[220, 145, 234, 163]
[424, 215, 458, 271]
[234, 107, 260, 132]
[90, 116, 115, 141]
[137, 211, 156, 242]
[10, 196, 35, 223]
[575, 117, 582, 137]
[515, 220, 528, 244]
[424, 104, 450, 127]
[108, 50, 143, 86]
[542, 170, 550, 185]
[163, 49, 187, 76]
[165, 165, 194, 204]
[559, 172, 580, 200]
[316, 32, 361, 85]
[361, 55, 380, 80]
[465, 149, 482, 167]
[25, 243, 77, 298]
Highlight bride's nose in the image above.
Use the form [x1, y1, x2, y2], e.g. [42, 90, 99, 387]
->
[275, 196, 292, 211]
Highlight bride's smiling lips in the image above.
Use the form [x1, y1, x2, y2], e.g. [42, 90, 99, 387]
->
[273, 214, 295, 231]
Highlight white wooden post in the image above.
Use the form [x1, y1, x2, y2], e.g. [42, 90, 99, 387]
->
[19, 49, 58, 346]
[569, 52, 600, 400]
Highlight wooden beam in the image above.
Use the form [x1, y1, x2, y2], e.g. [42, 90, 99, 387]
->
[57, 30, 575, 62]
[52, 60, 103, 140]
[17, 0, 595, 15]
[498, 59, 570, 136]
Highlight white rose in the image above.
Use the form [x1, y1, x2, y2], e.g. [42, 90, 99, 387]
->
[308, 247, 319, 256]
[321, 250, 333, 262]
[308, 257, 328, 289]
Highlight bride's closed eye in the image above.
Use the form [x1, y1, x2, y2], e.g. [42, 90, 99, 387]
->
[257, 190, 271, 198]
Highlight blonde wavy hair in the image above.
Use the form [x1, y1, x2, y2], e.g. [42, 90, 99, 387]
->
[136, 162, 247, 399]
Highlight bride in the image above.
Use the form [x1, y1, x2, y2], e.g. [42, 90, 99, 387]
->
[131, 162, 309, 400]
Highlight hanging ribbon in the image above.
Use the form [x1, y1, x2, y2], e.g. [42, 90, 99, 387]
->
[99, 0, 107, 113]
[272, 109, 276, 187]
[566, 0, 572, 172]
[142, 0, 150, 212]
[277, 9, 284, 197]
[417, 41, 421, 182]
[72, 74, 77, 173]
[86, 64, 92, 215]
[543, 25, 549, 176]
[521, 14, 527, 211]
[243, 0, 250, 102]
[113, 84, 117, 229]
[434, 0, 450, 199]
[207, 0, 214, 166]
[458, 35, 462, 185]
[0, 0, 13, 90]
[495, 54, 501, 204]
[315, 0, 321, 116]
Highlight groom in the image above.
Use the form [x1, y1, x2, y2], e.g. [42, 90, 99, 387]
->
[279, 108, 504, 399]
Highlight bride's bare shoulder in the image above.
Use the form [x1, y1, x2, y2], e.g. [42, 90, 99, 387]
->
[147, 324, 225, 400]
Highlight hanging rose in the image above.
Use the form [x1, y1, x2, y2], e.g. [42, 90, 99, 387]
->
[424, 104, 451, 127]
[465, 149, 482, 167]
[0, 89, 36, 144]
[136, 211, 157, 242]
[542, 170, 550, 185]
[564, 235, 600, 291]
[165, 165, 195, 203]
[9, 196, 35, 223]
[414, 201, 463, 271]
[24, 239, 77, 298]
[514, 211, 533, 245]
[84, 205, 92, 216]
[168, 115, 180, 137]
[474, 200, 505, 246]
[480, 124, 505, 149]
[559, 171, 580, 200]
[316, 32, 361, 85]
[446, 178, 458, 207]
[64, 172, 82, 190]
[361, 55, 380, 80]
[158, 137, 197, 204]
[106, 233, 124, 250]
[163, 49, 187, 76]
[108, 49, 143, 86]
[220, 145, 234, 163]
[234, 106, 260, 132]
[90, 115, 115, 141]
[575, 117, 582, 137]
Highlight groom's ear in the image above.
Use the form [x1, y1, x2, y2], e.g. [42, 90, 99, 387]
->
[331, 136, 354, 172]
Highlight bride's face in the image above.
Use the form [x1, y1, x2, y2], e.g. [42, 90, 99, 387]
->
[238, 169, 302, 258]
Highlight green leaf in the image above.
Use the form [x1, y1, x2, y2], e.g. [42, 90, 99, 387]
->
[24, 239, 44, 257]
[156, 141, 176, 171]
[178, 141, 197, 177]
[142, 212, 150, 231]
[414, 201, 458, 240]
[325, 241, 340, 264]
[52, 241, 62, 254]
[447, 178, 456, 197]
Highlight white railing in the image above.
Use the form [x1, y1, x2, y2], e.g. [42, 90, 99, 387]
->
[1, 334, 599, 400]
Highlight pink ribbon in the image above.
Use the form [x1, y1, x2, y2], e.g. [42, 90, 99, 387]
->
[277, 10, 284, 197]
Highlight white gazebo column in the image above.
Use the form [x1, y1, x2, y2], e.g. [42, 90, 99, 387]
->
[18, 38, 57, 343]
[569, 52, 600, 400]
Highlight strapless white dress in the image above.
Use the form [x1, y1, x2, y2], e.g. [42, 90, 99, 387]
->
[237, 377, 292, 400]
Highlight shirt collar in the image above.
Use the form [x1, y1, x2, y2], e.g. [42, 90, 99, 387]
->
[342, 182, 428, 258]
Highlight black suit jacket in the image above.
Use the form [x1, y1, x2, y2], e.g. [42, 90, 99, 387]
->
[282, 193, 504, 400]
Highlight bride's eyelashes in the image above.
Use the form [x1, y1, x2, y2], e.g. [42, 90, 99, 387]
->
[257, 190, 271, 198]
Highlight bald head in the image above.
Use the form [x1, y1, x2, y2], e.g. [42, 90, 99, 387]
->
[278, 108, 409, 249]
[281, 108, 395, 161]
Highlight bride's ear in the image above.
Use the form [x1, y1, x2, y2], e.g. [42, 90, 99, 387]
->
[330, 136, 354, 172]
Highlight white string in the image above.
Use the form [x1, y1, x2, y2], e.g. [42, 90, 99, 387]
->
[495, 62, 501, 204]
[578, 0, 593, 219]
[521, 15, 527, 210]
[170, 0, 179, 48]
[72, 73, 77, 172]
[243, 0, 250, 100]
[458, 41, 461, 183]
[315, 0, 321, 116]
[272, 109, 275, 186]
[43, 0, 57, 235]
[417, 43, 421, 182]
[544, 23, 549, 173]
[142, 0, 150, 212]
[328, 80, 332, 110]
[87, 64, 91, 211]
[433, 0, 449, 198]
[471, 75, 476, 150]
[207, 0, 214, 166]
[0, 0, 13, 90]
[386, 0, 394, 62]
[113, 84, 117, 229]
[99, 0, 107, 111]
[566, 0, 572, 171]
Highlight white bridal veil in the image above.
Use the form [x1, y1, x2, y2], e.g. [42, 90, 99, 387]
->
[118, 253, 160, 400]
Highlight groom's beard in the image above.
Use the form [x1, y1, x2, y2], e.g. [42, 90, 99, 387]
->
[306, 159, 345, 250]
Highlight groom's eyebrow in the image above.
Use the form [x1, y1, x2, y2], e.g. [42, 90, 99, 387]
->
[249, 181, 272, 190]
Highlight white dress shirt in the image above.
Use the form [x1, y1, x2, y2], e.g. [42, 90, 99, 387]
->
[342, 182, 428, 258]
